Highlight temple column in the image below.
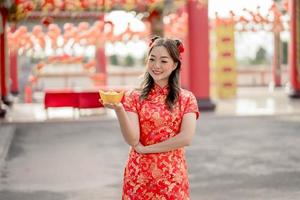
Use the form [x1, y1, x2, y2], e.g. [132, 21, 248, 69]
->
[180, 36, 190, 89]
[10, 47, 19, 95]
[289, 0, 300, 97]
[187, 0, 215, 111]
[0, 8, 9, 101]
[9, 24, 18, 95]
[272, 31, 282, 87]
[95, 15, 107, 85]
[96, 45, 107, 74]
[0, 7, 7, 117]
[0, 8, 7, 98]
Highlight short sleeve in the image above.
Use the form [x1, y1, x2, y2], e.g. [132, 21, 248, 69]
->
[184, 93, 200, 119]
[122, 90, 138, 113]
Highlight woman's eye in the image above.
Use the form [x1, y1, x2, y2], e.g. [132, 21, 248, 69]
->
[161, 60, 168, 63]
[149, 58, 155, 62]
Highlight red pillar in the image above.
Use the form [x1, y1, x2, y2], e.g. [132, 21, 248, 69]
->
[0, 7, 5, 117]
[0, 8, 8, 99]
[289, 0, 300, 97]
[10, 50, 19, 95]
[9, 24, 18, 95]
[187, 0, 215, 111]
[95, 45, 107, 85]
[180, 37, 190, 89]
[96, 46, 107, 74]
[95, 15, 107, 85]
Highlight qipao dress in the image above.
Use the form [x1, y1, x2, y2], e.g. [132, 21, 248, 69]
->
[122, 84, 199, 200]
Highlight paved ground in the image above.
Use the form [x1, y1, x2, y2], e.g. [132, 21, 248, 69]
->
[1, 114, 300, 200]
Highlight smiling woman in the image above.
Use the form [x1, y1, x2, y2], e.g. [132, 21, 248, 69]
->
[101, 36, 200, 199]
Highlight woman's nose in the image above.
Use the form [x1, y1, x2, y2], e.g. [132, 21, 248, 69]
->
[151, 61, 160, 68]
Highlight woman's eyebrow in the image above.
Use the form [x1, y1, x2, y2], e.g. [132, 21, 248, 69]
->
[150, 55, 170, 59]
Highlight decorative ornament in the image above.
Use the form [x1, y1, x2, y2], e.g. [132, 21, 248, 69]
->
[178, 43, 184, 53]
[41, 16, 53, 27]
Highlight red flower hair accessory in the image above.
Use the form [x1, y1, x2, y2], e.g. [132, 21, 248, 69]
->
[178, 43, 184, 53]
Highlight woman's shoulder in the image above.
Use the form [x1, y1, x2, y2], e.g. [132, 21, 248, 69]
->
[180, 88, 196, 98]
[125, 88, 141, 98]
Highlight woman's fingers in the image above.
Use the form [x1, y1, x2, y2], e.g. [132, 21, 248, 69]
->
[99, 98, 122, 109]
[134, 143, 145, 154]
[102, 102, 120, 109]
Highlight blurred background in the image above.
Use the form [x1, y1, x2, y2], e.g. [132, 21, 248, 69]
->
[0, 0, 298, 120]
[0, 0, 300, 199]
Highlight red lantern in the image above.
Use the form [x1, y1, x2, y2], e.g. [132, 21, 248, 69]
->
[41, 16, 53, 27]
[41, 0, 56, 10]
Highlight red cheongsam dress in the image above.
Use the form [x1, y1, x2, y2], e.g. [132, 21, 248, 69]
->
[122, 84, 199, 200]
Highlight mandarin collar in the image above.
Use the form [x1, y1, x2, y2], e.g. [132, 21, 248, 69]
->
[152, 83, 169, 95]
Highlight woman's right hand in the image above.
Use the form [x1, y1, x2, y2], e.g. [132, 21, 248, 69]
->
[99, 99, 123, 111]
[134, 142, 147, 154]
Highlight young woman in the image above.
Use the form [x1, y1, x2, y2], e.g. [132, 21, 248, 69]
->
[102, 36, 199, 199]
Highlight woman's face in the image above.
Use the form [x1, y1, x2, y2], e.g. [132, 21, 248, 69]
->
[147, 46, 177, 87]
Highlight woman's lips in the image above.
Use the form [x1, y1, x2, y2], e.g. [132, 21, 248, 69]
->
[152, 70, 162, 75]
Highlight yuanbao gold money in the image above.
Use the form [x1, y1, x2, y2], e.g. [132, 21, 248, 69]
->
[99, 90, 124, 104]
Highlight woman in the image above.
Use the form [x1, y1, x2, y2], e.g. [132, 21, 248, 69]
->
[102, 36, 199, 199]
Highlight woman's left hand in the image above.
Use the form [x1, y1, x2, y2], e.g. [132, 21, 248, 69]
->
[134, 142, 147, 154]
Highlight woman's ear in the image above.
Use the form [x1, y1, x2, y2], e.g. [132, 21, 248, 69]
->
[173, 63, 178, 70]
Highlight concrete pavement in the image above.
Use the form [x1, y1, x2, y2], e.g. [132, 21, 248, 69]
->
[0, 115, 300, 199]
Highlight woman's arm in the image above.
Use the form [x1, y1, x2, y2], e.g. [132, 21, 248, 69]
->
[104, 103, 140, 147]
[135, 113, 197, 154]
[115, 105, 140, 146]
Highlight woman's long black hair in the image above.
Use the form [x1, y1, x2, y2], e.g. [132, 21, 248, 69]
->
[139, 36, 183, 111]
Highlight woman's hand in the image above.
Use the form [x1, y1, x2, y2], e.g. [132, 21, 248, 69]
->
[99, 99, 123, 111]
[134, 142, 147, 154]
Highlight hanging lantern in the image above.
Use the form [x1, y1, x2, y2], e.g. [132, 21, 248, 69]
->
[41, 16, 53, 27]
[41, 0, 56, 10]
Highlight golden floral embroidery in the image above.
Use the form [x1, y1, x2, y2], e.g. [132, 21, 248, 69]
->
[122, 84, 199, 200]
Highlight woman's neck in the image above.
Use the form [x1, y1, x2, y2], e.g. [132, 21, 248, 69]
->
[154, 81, 168, 88]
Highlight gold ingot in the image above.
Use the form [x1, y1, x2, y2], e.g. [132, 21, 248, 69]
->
[99, 90, 124, 104]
